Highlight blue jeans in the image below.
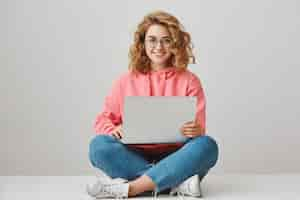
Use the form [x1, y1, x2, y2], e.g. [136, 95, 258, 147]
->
[89, 134, 219, 192]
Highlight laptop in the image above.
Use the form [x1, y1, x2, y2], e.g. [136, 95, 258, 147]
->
[121, 96, 197, 144]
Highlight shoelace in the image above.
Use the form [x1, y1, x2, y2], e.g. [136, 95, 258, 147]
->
[93, 184, 126, 200]
[169, 187, 185, 200]
[152, 190, 158, 200]
[177, 191, 185, 200]
[114, 194, 126, 200]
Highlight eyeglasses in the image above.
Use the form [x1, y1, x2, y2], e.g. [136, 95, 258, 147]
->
[145, 37, 173, 48]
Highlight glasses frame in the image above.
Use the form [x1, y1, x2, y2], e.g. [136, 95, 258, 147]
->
[144, 37, 173, 49]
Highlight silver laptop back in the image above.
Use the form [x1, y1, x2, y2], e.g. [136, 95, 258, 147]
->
[122, 96, 197, 144]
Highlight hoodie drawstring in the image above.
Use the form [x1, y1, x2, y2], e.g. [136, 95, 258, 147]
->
[147, 69, 176, 96]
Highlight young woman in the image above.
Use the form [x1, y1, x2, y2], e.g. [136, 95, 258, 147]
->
[87, 10, 219, 198]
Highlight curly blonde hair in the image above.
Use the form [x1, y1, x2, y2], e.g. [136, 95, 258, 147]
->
[128, 10, 196, 74]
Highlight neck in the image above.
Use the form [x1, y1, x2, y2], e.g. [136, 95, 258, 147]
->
[151, 62, 171, 71]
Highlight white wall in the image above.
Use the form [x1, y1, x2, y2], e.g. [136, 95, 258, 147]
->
[1, 0, 300, 175]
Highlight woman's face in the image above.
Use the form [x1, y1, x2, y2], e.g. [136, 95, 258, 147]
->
[144, 24, 173, 70]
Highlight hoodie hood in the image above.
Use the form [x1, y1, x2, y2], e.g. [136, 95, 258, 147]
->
[148, 67, 177, 80]
[147, 67, 177, 96]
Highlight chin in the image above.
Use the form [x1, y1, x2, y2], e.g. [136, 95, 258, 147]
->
[152, 61, 168, 67]
[151, 58, 169, 65]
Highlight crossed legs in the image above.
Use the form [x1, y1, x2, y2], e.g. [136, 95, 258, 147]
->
[89, 134, 218, 196]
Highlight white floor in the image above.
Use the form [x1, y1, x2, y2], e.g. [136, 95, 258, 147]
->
[1, 174, 299, 200]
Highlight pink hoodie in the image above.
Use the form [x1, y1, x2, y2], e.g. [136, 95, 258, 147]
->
[94, 67, 206, 142]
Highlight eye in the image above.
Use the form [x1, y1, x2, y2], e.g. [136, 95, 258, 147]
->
[164, 38, 172, 43]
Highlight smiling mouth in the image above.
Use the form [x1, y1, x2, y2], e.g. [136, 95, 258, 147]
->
[153, 53, 165, 56]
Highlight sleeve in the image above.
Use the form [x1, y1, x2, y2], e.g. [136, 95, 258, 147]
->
[93, 77, 123, 135]
[186, 74, 206, 135]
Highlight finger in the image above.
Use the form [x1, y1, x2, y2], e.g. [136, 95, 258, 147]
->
[184, 128, 203, 137]
[112, 132, 121, 139]
[182, 128, 195, 134]
[180, 126, 185, 133]
[184, 121, 194, 126]
[183, 130, 197, 135]
[111, 133, 118, 139]
[113, 133, 120, 139]
[180, 129, 185, 136]
[184, 133, 194, 138]
[117, 130, 123, 139]
[183, 123, 197, 128]
[183, 127, 197, 131]
[182, 126, 198, 133]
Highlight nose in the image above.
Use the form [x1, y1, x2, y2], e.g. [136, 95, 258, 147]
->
[155, 41, 163, 50]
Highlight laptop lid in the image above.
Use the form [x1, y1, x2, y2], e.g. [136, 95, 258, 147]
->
[121, 96, 197, 144]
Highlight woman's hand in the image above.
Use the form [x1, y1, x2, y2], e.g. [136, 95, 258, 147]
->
[180, 121, 204, 138]
[111, 124, 124, 139]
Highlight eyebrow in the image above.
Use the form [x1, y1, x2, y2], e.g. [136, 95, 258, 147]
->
[147, 35, 171, 39]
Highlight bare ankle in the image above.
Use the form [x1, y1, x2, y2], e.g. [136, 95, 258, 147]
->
[128, 175, 156, 197]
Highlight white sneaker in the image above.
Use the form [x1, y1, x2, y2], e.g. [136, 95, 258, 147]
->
[87, 169, 129, 198]
[87, 180, 130, 199]
[170, 174, 202, 197]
